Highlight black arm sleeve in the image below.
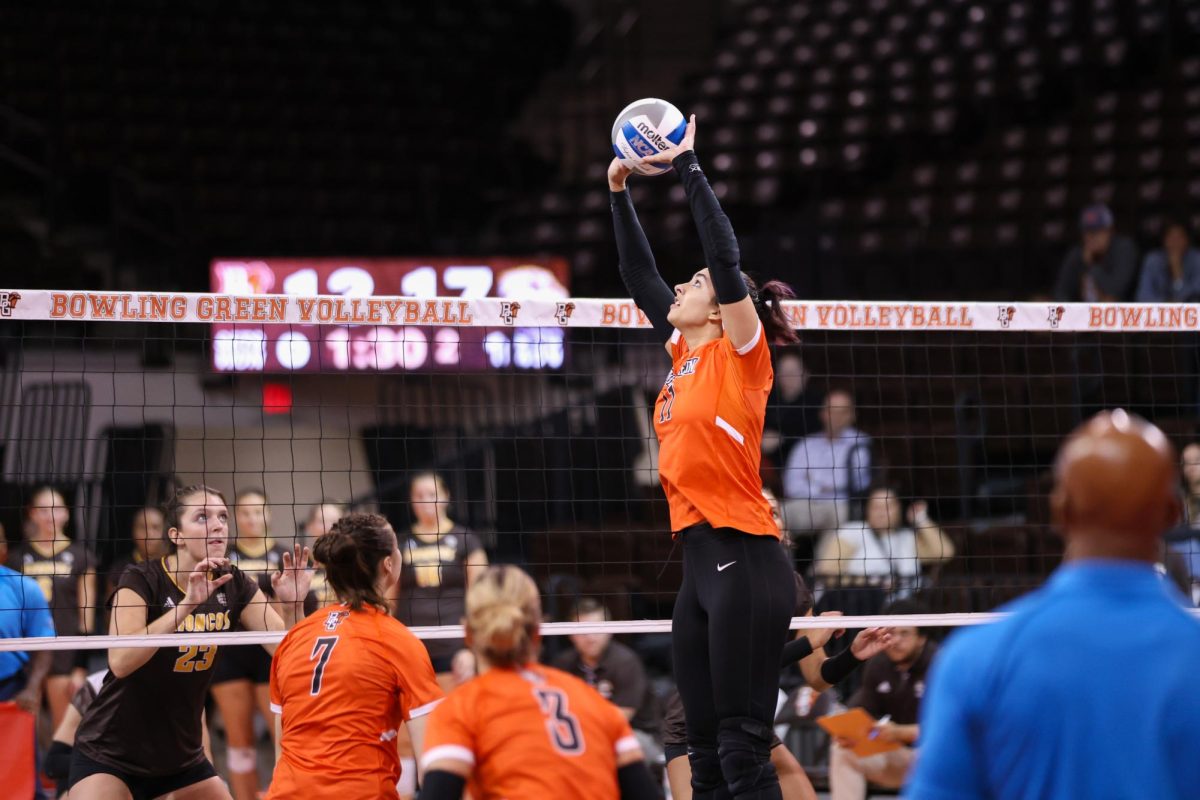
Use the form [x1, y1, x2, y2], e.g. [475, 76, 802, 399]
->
[618, 761, 660, 800]
[419, 770, 467, 800]
[780, 636, 814, 665]
[671, 151, 748, 305]
[610, 189, 676, 343]
[819, 642, 864, 686]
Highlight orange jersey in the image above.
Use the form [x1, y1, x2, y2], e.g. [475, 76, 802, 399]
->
[421, 663, 640, 799]
[266, 604, 443, 799]
[653, 323, 779, 536]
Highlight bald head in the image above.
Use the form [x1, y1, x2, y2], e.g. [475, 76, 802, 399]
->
[1052, 410, 1181, 559]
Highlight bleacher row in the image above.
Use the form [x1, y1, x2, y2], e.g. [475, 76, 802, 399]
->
[497, 0, 1200, 300]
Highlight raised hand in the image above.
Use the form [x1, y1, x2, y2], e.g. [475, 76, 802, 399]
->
[906, 500, 931, 527]
[798, 610, 845, 651]
[182, 557, 234, 608]
[607, 158, 634, 192]
[850, 627, 893, 661]
[271, 544, 314, 604]
[640, 113, 697, 166]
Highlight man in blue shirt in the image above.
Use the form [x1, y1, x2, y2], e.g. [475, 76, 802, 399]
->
[906, 410, 1200, 800]
[0, 534, 56, 799]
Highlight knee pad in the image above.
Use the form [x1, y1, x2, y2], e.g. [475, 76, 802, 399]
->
[717, 717, 779, 798]
[226, 745, 258, 774]
[687, 744, 726, 794]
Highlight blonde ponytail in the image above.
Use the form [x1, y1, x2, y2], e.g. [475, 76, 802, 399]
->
[466, 565, 541, 667]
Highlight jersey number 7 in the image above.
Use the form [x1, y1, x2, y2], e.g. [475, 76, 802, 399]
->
[310, 636, 339, 695]
[534, 687, 584, 755]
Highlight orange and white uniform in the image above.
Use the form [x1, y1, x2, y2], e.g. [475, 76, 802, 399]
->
[421, 663, 641, 799]
[654, 324, 779, 536]
[267, 604, 444, 799]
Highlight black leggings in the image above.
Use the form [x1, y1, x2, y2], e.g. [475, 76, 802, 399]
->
[672, 523, 796, 800]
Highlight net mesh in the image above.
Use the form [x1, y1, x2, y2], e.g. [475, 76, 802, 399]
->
[1, 290, 1198, 655]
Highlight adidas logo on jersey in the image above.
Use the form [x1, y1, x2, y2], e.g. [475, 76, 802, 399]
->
[164, 597, 176, 609]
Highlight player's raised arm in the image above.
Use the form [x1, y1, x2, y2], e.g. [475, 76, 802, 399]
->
[640, 115, 758, 351]
[608, 158, 676, 345]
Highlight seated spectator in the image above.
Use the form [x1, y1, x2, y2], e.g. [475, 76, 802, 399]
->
[828, 599, 935, 800]
[1135, 220, 1200, 302]
[1054, 203, 1139, 302]
[813, 486, 955, 596]
[553, 598, 661, 763]
[782, 389, 872, 537]
[106, 506, 168, 596]
[1166, 442, 1200, 603]
[763, 351, 822, 468]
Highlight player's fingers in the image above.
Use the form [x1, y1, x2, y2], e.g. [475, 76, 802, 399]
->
[299, 545, 312, 568]
[640, 151, 675, 165]
[212, 573, 234, 589]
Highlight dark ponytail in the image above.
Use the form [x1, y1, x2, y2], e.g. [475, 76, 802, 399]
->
[742, 273, 799, 344]
[312, 512, 395, 611]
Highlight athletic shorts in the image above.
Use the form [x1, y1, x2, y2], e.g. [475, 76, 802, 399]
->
[662, 689, 783, 764]
[211, 642, 272, 685]
[68, 748, 218, 800]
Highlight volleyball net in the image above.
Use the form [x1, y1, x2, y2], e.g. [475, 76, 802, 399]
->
[1, 287, 1199, 654]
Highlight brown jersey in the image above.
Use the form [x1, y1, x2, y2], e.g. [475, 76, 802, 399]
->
[7, 540, 94, 637]
[74, 557, 258, 776]
[395, 527, 485, 661]
[230, 541, 318, 615]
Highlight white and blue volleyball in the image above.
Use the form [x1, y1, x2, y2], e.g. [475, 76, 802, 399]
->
[611, 98, 688, 176]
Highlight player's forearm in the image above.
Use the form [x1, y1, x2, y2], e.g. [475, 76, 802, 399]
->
[610, 189, 675, 341]
[671, 151, 747, 304]
[109, 602, 198, 676]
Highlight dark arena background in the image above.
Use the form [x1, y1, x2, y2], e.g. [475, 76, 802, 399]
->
[2, 1, 1200, 798]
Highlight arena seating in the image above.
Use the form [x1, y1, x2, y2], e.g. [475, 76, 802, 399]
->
[501, 0, 1200, 300]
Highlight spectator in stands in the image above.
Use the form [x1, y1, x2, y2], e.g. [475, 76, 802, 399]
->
[828, 599, 933, 800]
[1054, 203, 1139, 302]
[813, 486, 955, 597]
[392, 471, 488, 796]
[1166, 442, 1200, 603]
[782, 389, 872, 538]
[763, 351, 822, 469]
[106, 506, 167, 596]
[7, 486, 96, 731]
[0, 531, 55, 800]
[302, 500, 346, 607]
[1135, 220, 1200, 302]
[553, 598, 662, 764]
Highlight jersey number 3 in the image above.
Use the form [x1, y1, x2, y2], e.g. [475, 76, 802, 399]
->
[309, 636, 339, 695]
[534, 687, 584, 755]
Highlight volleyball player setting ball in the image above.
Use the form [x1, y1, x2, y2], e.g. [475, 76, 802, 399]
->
[267, 512, 443, 799]
[68, 485, 312, 800]
[609, 100, 801, 800]
[419, 565, 659, 799]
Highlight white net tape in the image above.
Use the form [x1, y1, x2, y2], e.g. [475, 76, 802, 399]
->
[4, 610, 1198, 652]
[4, 289, 1199, 332]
